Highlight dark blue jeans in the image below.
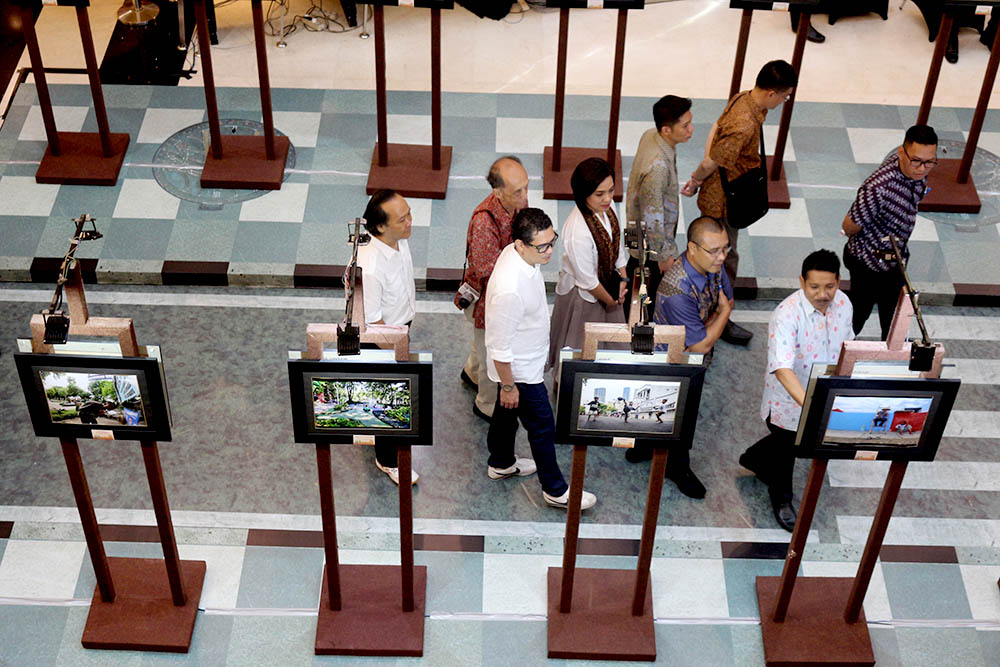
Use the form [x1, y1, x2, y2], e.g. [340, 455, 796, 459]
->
[486, 382, 568, 497]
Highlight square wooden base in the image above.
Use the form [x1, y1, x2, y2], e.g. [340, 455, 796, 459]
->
[200, 135, 291, 190]
[81, 557, 206, 652]
[756, 576, 874, 667]
[315, 564, 427, 656]
[366, 143, 452, 199]
[918, 158, 981, 213]
[543, 146, 624, 202]
[547, 567, 655, 661]
[35, 132, 130, 186]
[766, 156, 791, 209]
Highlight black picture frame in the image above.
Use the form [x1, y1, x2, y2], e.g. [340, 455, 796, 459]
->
[794, 376, 961, 461]
[287, 358, 432, 446]
[14, 352, 172, 441]
[555, 359, 706, 448]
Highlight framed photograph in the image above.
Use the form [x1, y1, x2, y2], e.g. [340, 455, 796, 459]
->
[287, 358, 432, 446]
[555, 359, 706, 448]
[795, 376, 961, 461]
[14, 352, 172, 441]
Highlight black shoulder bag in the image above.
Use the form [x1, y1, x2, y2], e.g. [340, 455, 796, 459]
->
[717, 102, 769, 229]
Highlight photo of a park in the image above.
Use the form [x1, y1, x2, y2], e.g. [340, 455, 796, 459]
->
[312, 378, 411, 430]
[577, 377, 680, 435]
[822, 395, 931, 447]
[40, 370, 147, 427]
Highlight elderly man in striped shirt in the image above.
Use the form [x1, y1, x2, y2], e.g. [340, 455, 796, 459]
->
[842, 125, 937, 339]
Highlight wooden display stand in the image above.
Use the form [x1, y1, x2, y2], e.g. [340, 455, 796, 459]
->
[194, 0, 290, 189]
[755, 290, 945, 666]
[303, 274, 426, 656]
[547, 321, 686, 661]
[914, 1, 1000, 214]
[21, 1, 129, 185]
[728, 1, 819, 208]
[365, 0, 453, 199]
[542, 0, 643, 202]
[28, 242, 204, 652]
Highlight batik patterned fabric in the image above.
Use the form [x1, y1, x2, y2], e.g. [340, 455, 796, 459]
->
[760, 289, 854, 430]
[455, 192, 514, 329]
[653, 253, 733, 349]
[846, 152, 928, 272]
[698, 91, 767, 219]
[626, 128, 679, 263]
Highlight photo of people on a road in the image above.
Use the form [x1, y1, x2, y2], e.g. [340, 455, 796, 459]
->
[312, 378, 411, 430]
[822, 395, 931, 447]
[577, 377, 680, 434]
[41, 370, 147, 427]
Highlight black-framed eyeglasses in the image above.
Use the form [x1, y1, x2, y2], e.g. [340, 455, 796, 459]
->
[691, 241, 731, 258]
[901, 145, 938, 170]
[527, 232, 559, 253]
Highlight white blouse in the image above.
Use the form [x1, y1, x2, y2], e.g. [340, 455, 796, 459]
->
[554, 204, 628, 303]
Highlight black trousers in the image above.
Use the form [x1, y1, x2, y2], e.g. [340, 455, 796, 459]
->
[622, 256, 665, 322]
[742, 416, 795, 503]
[842, 245, 904, 340]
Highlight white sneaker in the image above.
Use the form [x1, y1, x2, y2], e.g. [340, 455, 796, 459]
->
[543, 488, 597, 510]
[375, 460, 419, 485]
[488, 456, 538, 480]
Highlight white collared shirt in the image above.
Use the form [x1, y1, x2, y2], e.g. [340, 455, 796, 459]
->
[485, 244, 549, 384]
[555, 204, 628, 302]
[356, 236, 416, 326]
[761, 289, 854, 430]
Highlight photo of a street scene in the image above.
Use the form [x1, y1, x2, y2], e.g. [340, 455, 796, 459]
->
[40, 371, 147, 427]
[577, 377, 680, 434]
[312, 378, 411, 430]
[822, 395, 931, 447]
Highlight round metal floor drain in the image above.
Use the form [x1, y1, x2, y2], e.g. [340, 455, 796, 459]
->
[152, 119, 296, 207]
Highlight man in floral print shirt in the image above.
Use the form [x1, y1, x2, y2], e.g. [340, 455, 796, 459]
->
[740, 250, 853, 531]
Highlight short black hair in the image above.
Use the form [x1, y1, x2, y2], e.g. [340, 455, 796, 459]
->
[687, 215, 725, 246]
[801, 249, 840, 279]
[570, 157, 615, 216]
[755, 59, 798, 91]
[363, 189, 398, 236]
[653, 95, 692, 132]
[512, 207, 553, 245]
[903, 124, 938, 148]
[486, 155, 524, 189]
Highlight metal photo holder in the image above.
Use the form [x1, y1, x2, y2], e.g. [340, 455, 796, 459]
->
[25, 215, 204, 652]
[755, 264, 947, 666]
[300, 265, 427, 656]
[914, 0, 1000, 213]
[728, 0, 820, 208]
[541, 0, 644, 202]
[364, 0, 454, 199]
[20, 0, 130, 185]
[193, 0, 291, 189]
[547, 321, 686, 661]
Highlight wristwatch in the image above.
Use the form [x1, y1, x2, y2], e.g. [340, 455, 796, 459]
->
[501, 384, 515, 392]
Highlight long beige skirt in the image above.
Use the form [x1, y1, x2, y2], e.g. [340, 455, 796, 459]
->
[546, 289, 626, 371]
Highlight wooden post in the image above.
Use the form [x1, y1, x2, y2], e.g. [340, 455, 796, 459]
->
[431, 8, 442, 171]
[141, 441, 187, 606]
[250, 0, 276, 160]
[558, 444, 588, 613]
[769, 12, 809, 182]
[20, 6, 61, 155]
[771, 459, 827, 621]
[729, 8, 753, 100]
[60, 437, 115, 602]
[374, 5, 388, 167]
[957, 21, 1000, 183]
[606, 9, 628, 166]
[316, 443, 342, 610]
[551, 7, 570, 172]
[75, 6, 112, 158]
[194, 0, 223, 160]
[917, 11, 954, 126]
[631, 447, 667, 615]
[398, 444, 416, 612]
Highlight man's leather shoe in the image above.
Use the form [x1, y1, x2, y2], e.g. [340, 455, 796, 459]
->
[772, 500, 797, 532]
[721, 321, 753, 345]
[806, 25, 825, 44]
[472, 404, 492, 424]
[460, 369, 478, 390]
[946, 29, 959, 64]
[666, 468, 706, 499]
[625, 446, 652, 463]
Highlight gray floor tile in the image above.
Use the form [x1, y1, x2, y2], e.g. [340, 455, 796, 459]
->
[0, 216, 46, 256]
[102, 85, 154, 109]
[722, 559, 785, 618]
[748, 237, 816, 279]
[235, 546, 323, 608]
[442, 92, 498, 118]
[896, 627, 986, 667]
[0, 604, 70, 666]
[231, 222, 302, 263]
[138, 614, 233, 666]
[100, 219, 174, 261]
[165, 219, 239, 261]
[656, 624, 734, 666]
[882, 562, 973, 620]
[789, 126, 854, 163]
[842, 103, 903, 128]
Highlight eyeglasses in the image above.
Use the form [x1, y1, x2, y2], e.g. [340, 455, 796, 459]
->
[901, 145, 938, 170]
[692, 241, 731, 258]
[526, 232, 559, 253]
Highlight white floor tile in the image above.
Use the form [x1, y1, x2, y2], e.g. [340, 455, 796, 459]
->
[911, 214, 940, 242]
[528, 189, 561, 234]
[136, 108, 206, 144]
[847, 128, 901, 165]
[959, 564, 1000, 621]
[0, 539, 86, 599]
[837, 516, 1000, 547]
[407, 197, 433, 227]
[649, 558, 728, 618]
[800, 560, 893, 623]
[764, 124, 796, 163]
[176, 544, 246, 610]
[617, 121, 653, 158]
[18, 105, 89, 142]
[238, 183, 310, 223]
[496, 117, 553, 156]
[0, 176, 60, 217]
[387, 114, 432, 146]
[481, 552, 559, 615]
[113, 179, 181, 219]
[746, 198, 812, 237]
[272, 111, 322, 149]
[828, 460, 1000, 492]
